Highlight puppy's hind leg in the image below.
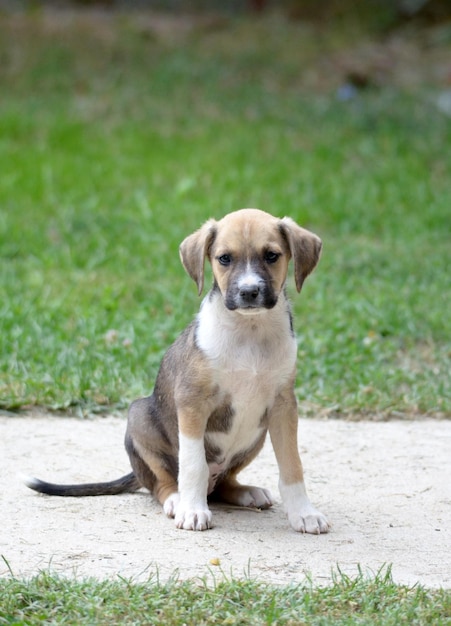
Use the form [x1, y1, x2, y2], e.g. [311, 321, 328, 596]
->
[125, 434, 179, 515]
[211, 433, 273, 510]
[212, 474, 273, 510]
[126, 397, 180, 518]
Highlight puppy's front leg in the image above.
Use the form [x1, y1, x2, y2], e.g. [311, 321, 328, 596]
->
[269, 389, 329, 534]
[175, 431, 212, 531]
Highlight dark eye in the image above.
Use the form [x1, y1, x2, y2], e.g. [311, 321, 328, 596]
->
[264, 251, 280, 264]
[218, 254, 232, 266]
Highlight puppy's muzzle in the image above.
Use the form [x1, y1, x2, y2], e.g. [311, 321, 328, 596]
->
[239, 283, 261, 305]
[226, 278, 277, 312]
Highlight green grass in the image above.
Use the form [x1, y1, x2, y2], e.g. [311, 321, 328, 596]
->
[0, 10, 450, 416]
[1, 566, 450, 625]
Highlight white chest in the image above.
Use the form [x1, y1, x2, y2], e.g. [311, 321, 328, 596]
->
[196, 294, 297, 469]
[196, 294, 296, 394]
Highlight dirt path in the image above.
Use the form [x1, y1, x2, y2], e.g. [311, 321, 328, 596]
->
[1, 415, 450, 588]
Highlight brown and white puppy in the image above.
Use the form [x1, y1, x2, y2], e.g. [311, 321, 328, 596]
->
[26, 208, 329, 534]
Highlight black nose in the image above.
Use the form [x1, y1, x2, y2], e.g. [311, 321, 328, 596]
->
[239, 285, 260, 303]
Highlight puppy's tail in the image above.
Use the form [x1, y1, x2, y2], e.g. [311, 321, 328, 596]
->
[24, 472, 141, 497]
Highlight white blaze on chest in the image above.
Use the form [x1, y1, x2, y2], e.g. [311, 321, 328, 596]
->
[196, 293, 297, 466]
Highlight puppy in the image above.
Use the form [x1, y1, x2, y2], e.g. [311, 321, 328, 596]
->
[26, 208, 329, 534]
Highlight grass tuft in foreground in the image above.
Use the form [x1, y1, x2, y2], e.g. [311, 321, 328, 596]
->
[0, 565, 450, 625]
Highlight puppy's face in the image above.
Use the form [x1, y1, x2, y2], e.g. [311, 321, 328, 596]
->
[179, 208, 322, 312]
[209, 212, 289, 313]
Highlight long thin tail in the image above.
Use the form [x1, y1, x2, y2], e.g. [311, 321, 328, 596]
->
[24, 472, 141, 497]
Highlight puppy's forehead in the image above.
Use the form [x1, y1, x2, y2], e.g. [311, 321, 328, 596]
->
[214, 209, 284, 252]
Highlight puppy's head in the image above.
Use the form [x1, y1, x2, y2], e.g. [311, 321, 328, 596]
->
[179, 208, 322, 313]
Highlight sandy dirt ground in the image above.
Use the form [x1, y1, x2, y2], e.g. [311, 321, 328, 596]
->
[1, 414, 450, 588]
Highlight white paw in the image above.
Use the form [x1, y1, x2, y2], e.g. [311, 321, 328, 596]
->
[236, 486, 273, 509]
[163, 492, 180, 518]
[280, 481, 330, 534]
[174, 503, 212, 531]
[288, 507, 330, 534]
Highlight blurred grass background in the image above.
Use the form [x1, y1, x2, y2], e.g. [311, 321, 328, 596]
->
[0, 2, 450, 417]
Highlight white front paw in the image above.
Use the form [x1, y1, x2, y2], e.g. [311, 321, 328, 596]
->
[280, 481, 330, 534]
[288, 506, 329, 534]
[174, 503, 212, 531]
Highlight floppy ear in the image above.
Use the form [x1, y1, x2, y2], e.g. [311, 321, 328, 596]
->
[279, 217, 322, 292]
[179, 219, 217, 295]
